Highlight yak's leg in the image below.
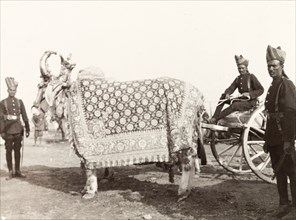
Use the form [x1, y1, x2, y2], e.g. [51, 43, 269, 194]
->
[195, 157, 200, 175]
[60, 120, 66, 140]
[82, 169, 98, 199]
[168, 165, 175, 183]
[104, 168, 109, 178]
[100, 168, 114, 183]
[178, 155, 195, 202]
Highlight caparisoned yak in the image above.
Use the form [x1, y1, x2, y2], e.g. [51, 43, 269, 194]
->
[33, 51, 206, 200]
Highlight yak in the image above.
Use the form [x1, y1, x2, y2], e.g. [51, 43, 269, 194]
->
[32, 51, 206, 200]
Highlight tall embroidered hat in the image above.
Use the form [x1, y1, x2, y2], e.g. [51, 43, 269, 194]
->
[5, 77, 18, 90]
[266, 45, 286, 64]
[235, 55, 249, 67]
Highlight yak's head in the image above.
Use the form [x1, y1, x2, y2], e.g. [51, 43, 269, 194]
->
[33, 51, 106, 119]
[32, 51, 76, 119]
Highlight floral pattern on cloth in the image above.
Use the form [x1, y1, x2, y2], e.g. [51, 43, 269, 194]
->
[67, 74, 204, 169]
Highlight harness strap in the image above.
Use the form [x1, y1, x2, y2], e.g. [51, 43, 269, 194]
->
[17, 99, 21, 110]
[38, 99, 47, 114]
[39, 107, 46, 114]
[247, 74, 251, 92]
[274, 81, 284, 132]
[4, 99, 8, 113]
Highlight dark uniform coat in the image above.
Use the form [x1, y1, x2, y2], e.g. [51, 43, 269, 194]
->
[225, 73, 264, 106]
[0, 97, 30, 136]
[264, 76, 296, 146]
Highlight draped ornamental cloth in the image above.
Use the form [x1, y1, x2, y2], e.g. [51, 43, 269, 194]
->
[67, 72, 204, 169]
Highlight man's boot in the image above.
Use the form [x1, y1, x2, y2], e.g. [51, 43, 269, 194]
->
[281, 206, 296, 220]
[282, 179, 296, 219]
[15, 149, 26, 178]
[265, 204, 291, 219]
[15, 170, 26, 178]
[6, 150, 13, 180]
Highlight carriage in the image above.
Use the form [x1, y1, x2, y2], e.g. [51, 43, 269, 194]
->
[201, 99, 275, 184]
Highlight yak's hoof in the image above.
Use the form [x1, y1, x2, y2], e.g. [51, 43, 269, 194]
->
[82, 193, 95, 199]
[194, 173, 200, 178]
[69, 191, 81, 196]
[177, 190, 190, 202]
[177, 195, 188, 202]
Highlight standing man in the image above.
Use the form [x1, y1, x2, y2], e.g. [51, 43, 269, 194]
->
[263, 45, 296, 220]
[32, 111, 46, 146]
[209, 55, 264, 124]
[0, 77, 30, 180]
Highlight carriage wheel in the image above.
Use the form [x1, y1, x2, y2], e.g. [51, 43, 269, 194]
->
[242, 105, 276, 184]
[206, 124, 252, 174]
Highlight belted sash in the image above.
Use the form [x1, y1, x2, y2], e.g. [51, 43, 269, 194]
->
[4, 115, 20, 121]
[266, 112, 284, 119]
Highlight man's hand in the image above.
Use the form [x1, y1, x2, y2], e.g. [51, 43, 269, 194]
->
[25, 131, 30, 138]
[284, 142, 293, 154]
[0, 133, 6, 140]
[225, 94, 230, 100]
[242, 92, 250, 98]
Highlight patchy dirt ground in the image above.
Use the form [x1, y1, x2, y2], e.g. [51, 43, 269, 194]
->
[0, 132, 284, 220]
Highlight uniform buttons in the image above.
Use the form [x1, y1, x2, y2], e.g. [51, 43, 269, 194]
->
[265, 100, 268, 103]
[13, 103, 15, 106]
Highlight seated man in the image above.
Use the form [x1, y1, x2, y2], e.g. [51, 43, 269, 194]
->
[209, 55, 264, 124]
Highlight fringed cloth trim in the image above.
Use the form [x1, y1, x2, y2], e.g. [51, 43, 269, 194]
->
[84, 153, 169, 169]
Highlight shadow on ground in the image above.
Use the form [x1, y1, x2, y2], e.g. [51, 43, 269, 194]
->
[1, 164, 273, 220]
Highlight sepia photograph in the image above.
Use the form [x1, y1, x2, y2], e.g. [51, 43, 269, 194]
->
[1, 1, 295, 219]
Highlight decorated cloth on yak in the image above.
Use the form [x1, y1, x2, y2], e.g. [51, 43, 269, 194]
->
[68, 72, 204, 169]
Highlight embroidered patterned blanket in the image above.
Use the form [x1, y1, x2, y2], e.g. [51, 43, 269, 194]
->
[68, 73, 204, 169]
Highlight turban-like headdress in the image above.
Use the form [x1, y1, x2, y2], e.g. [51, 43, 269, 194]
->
[235, 55, 249, 67]
[5, 77, 18, 90]
[266, 45, 286, 64]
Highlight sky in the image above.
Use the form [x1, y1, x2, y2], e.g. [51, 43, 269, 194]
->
[1, 1, 295, 116]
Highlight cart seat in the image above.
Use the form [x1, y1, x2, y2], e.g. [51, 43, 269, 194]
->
[217, 110, 252, 128]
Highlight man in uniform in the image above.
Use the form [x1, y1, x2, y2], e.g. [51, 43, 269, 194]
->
[263, 45, 296, 219]
[209, 55, 264, 124]
[0, 77, 30, 180]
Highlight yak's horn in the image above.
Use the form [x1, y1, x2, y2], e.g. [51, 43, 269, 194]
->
[59, 53, 76, 71]
[59, 54, 65, 64]
[39, 51, 57, 78]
